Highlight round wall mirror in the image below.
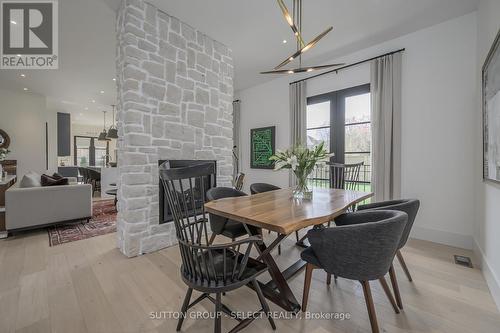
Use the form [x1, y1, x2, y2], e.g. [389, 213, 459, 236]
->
[0, 129, 10, 149]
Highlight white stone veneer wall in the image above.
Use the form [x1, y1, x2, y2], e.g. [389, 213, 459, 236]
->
[116, 0, 234, 257]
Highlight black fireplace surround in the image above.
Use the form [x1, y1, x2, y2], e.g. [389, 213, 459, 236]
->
[158, 160, 217, 224]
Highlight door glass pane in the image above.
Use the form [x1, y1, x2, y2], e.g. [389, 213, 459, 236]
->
[75, 137, 91, 166]
[345, 153, 371, 181]
[345, 93, 370, 124]
[307, 128, 330, 149]
[307, 101, 330, 128]
[345, 123, 371, 152]
[94, 140, 107, 167]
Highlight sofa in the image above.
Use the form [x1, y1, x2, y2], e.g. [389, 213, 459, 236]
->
[6, 176, 92, 231]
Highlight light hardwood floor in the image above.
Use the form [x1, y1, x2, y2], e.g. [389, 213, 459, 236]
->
[1, 230, 499, 333]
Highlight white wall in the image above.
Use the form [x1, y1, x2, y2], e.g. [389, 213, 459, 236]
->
[0, 88, 57, 178]
[474, 0, 500, 311]
[237, 12, 477, 249]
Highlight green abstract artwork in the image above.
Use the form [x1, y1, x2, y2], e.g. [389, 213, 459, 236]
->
[250, 126, 276, 169]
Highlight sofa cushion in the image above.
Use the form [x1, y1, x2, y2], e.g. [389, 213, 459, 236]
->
[41, 174, 69, 186]
[19, 172, 42, 188]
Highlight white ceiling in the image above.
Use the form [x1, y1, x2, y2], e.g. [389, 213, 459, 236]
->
[0, 0, 479, 125]
[146, 0, 479, 91]
[0, 0, 117, 126]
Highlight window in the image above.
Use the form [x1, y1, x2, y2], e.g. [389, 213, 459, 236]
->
[306, 101, 330, 150]
[74, 136, 109, 167]
[306, 84, 371, 191]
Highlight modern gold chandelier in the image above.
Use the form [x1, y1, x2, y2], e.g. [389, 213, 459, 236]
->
[261, 0, 344, 74]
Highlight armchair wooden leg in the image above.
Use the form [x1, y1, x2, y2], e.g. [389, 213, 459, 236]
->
[389, 264, 403, 309]
[176, 287, 193, 331]
[396, 250, 413, 282]
[379, 276, 400, 314]
[326, 273, 332, 285]
[208, 233, 216, 245]
[295, 231, 300, 242]
[252, 279, 276, 330]
[214, 292, 222, 333]
[361, 281, 379, 333]
[302, 263, 315, 312]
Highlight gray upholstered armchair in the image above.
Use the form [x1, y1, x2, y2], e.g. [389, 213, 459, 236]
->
[355, 199, 420, 309]
[301, 210, 407, 333]
[206, 187, 259, 244]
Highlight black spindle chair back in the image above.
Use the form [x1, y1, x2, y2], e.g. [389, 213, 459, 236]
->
[159, 163, 262, 290]
[329, 162, 364, 191]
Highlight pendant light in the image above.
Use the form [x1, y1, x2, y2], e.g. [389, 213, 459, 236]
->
[98, 111, 110, 141]
[261, 0, 344, 74]
[106, 104, 118, 139]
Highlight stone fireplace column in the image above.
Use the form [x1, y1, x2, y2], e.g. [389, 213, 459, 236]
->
[116, 0, 234, 257]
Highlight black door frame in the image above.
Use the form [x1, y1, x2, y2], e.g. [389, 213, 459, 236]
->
[307, 83, 370, 164]
[74, 135, 109, 166]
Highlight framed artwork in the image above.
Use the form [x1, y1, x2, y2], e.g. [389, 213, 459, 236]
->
[250, 126, 276, 169]
[0, 129, 10, 149]
[483, 29, 500, 183]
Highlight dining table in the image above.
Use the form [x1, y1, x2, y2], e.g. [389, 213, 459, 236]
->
[204, 187, 373, 313]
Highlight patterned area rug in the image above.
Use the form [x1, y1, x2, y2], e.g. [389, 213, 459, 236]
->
[48, 200, 117, 246]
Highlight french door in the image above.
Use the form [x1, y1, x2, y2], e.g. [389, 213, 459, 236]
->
[306, 84, 371, 189]
[74, 136, 109, 167]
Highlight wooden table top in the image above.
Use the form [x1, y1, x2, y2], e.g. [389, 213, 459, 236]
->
[205, 188, 373, 235]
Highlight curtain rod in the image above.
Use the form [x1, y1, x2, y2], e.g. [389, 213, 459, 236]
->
[289, 48, 405, 85]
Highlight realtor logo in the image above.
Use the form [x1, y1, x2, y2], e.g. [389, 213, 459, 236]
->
[1, 0, 58, 69]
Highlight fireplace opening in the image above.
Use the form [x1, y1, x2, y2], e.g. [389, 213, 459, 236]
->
[158, 160, 217, 224]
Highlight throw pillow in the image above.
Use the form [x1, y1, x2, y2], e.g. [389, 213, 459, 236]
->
[41, 174, 69, 186]
[52, 172, 64, 180]
[19, 172, 42, 188]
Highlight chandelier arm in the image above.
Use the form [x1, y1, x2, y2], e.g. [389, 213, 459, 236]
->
[261, 63, 345, 75]
[273, 26, 333, 70]
[277, 0, 305, 47]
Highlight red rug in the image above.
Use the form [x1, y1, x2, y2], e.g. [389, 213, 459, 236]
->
[47, 200, 117, 246]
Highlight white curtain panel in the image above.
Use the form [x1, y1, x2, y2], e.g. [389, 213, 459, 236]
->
[371, 53, 402, 201]
[289, 81, 307, 186]
[232, 100, 241, 178]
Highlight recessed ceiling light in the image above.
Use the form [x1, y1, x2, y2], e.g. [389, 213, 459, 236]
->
[307, 68, 314, 72]
[92, 99, 96, 103]
[16, 54, 21, 57]
[84, 107, 89, 110]
[112, 78, 116, 81]
[100, 90, 104, 94]
[20, 73, 25, 78]
[10, 20, 17, 25]
[283, 39, 287, 44]
[287, 70, 294, 74]
[23, 87, 28, 91]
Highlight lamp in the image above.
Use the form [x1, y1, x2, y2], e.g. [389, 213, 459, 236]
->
[261, 0, 344, 75]
[98, 111, 110, 141]
[106, 104, 118, 139]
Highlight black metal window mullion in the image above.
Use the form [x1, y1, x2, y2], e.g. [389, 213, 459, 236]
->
[345, 121, 371, 126]
[306, 125, 330, 131]
[89, 138, 96, 166]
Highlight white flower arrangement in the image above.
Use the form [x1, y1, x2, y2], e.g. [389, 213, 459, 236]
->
[0, 148, 10, 161]
[270, 141, 332, 198]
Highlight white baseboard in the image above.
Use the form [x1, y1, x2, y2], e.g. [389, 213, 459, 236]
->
[410, 226, 474, 250]
[473, 239, 500, 311]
